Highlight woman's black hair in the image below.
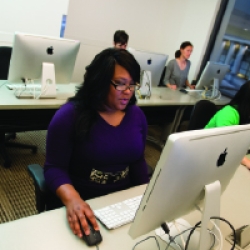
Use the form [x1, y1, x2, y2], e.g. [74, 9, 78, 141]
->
[175, 41, 193, 58]
[68, 48, 140, 138]
[229, 80, 250, 124]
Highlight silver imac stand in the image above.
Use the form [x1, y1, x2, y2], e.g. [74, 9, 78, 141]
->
[156, 180, 221, 250]
[40, 62, 57, 98]
[137, 70, 151, 99]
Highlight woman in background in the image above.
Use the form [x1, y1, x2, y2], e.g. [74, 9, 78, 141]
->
[44, 48, 149, 237]
[205, 80, 250, 169]
[164, 41, 194, 90]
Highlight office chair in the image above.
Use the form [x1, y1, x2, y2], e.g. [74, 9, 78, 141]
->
[0, 46, 12, 80]
[187, 99, 218, 130]
[28, 162, 154, 213]
[0, 46, 37, 168]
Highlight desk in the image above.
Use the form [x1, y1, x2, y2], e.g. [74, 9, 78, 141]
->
[0, 82, 230, 133]
[0, 165, 249, 250]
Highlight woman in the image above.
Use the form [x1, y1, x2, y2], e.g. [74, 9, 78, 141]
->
[164, 41, 194, 90]
[44, 48, 149, 237]
[205, 80, 250, 169]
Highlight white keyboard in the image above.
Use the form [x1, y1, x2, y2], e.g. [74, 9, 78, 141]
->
[94, 195, 142, 229]
[6, 83, 42, 90]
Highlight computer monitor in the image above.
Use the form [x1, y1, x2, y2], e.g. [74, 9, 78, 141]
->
[128, 48, 168, 87]
[195, 61, 230, 90]
[8, 32, 80, 97]
[129, 124, 250, 249]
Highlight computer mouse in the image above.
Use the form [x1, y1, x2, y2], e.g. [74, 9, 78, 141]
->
[81, 220, 103, 246]
[179, 88, 188, 94]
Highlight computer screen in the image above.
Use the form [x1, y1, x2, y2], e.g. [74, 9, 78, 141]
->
[128, 48, 168, 87]
[8, 32, 80, 85]
[195, 61, 230, 90]
[129, 124, 250, 249]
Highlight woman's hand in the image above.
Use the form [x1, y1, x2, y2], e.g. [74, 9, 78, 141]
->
[65, 196, 99, 238]
[56, 184, 99, 238]
[166, 84, 177, 90]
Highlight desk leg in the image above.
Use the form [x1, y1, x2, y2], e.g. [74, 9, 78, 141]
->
[161, 105, 187, 140]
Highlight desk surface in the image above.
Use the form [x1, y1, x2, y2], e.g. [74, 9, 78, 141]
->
[0, 165, 249, 250]
[0, 81, 230, 110]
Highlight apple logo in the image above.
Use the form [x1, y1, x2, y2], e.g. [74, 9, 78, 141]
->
[216, 69, 221, 74]
[147, 58, 152, 65]
[47, 46, 54, 55]
[217, 148, 227, 167]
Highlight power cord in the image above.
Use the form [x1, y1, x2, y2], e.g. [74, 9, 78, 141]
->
[0, 80, 8, 89]
[184, 216, 236, 250]
[132, 235, 161, 250]
[201, 86, 221, 100]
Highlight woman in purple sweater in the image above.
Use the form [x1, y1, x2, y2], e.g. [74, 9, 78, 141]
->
[44, 48, 149, 238]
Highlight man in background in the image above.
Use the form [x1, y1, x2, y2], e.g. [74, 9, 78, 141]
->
[113, 30, 129, 49]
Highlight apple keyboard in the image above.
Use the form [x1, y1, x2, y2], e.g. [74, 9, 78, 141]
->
[6, 83, 42, 90]
[94, 195, 142, 229]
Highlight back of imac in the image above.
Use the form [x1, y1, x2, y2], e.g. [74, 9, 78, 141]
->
[8, 32, 80, 84]
[129, 124, 250, 249]
[195, 61, 230, 90]
[128, 48, 168, 87]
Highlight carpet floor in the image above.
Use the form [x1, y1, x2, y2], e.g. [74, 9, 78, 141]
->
[0, 127, 162, 224]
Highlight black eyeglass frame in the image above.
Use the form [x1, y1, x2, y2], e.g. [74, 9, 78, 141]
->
[110, 80, 140, 91]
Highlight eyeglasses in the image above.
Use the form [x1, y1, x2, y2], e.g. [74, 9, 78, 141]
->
[110, 80, 140, 91]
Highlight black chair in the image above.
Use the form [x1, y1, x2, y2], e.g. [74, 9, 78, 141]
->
[188, 100, 218, 130]
[0, 46, 37, 168]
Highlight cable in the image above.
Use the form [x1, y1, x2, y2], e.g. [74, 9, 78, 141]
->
[132, 236, 161, 250]
[95, 244, 99, 250]
[200, 85, 221, 101]
[184, 216, 236, 250]
[144, 70, 151, 98]
[210, 220, 223, 250]
[0, 80, 8, 89]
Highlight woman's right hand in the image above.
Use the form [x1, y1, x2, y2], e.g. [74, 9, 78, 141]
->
[166, 84, 177, 90]
[56, 184, 99, 238]
[65, 196, 99, 238]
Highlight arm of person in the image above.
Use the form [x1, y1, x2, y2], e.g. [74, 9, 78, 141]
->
[44, 103, 98, 237]
[56, 184, 99, 237]
[185, 79, 195, 89]
[241, 156, 250, 170]
[164, 60, 177, 90]
[129, 108, 149, 185]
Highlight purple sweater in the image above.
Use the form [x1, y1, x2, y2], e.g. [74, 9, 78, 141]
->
[44, 102, 149, 200]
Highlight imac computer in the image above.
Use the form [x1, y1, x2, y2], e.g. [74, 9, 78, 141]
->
[129, 124, 250, 249]
[128, 48, 168, 87]
[195, 61, 230, 91]
[8, 32, 80, 98]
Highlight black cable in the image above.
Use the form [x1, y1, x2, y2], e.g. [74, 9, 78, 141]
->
[132, 235, 160, 250]
[184, 216, 236, 250]
[163, 226, 216, 250]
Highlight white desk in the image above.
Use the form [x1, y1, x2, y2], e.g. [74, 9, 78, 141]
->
[0, 82, 231, 139]
[0, 82, 77, 110]
[0, 81, 230, 110]
[0, 165, 249, 250]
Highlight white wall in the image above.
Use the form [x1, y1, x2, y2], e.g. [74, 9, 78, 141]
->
[65, 0, 222, 83]
[0, 0, 69, 46]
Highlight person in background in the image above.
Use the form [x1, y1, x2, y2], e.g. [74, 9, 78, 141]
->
[205, 80, 250, 169]
[113, 30, 129, 49]
[44, 48, 149, 238]
[164, 41, 194, 90]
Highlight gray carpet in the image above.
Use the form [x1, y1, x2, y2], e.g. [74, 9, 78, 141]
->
[0, 131, 46, 223]
[0, 128, 162, 224]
